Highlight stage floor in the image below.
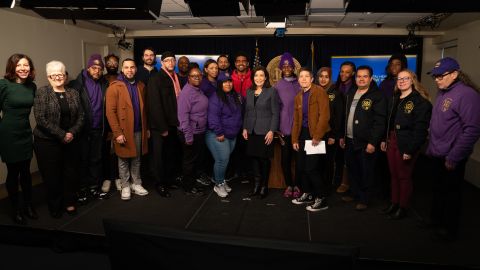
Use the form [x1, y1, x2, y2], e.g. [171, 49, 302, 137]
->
[0, 171, 479, 269]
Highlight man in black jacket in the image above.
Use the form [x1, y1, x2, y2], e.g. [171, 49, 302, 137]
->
[146, 51, 183, 197]
[340, 65, 386, 211]
[69, 54, 109, 202]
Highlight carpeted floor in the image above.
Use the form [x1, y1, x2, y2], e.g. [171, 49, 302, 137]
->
[0, 156, 479, 269]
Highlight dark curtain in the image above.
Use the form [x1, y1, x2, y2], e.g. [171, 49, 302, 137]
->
[134, 35, 423, 75]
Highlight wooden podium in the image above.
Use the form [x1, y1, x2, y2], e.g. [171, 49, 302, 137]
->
[268, 139, 292, 189]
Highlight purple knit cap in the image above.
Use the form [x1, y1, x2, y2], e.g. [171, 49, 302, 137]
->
[87, 54, 104, 69]
[279, 52, 294, 68]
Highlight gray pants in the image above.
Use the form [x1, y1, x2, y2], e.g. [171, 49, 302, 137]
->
[118, 132, 142, 188]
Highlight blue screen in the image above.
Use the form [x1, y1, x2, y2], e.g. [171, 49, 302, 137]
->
[155, 54, 221, 73]
[331, 55, 417, 84]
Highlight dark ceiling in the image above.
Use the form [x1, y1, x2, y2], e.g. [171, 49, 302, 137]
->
[8, 0, 480, 20]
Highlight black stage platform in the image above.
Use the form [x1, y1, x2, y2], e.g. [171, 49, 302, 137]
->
[0, 169, 479, 269]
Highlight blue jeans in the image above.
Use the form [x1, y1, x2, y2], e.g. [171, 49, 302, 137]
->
[205, 130, 237, 184]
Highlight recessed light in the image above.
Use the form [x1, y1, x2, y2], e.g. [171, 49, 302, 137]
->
[168, 25, 174, 28]
[352, 23, 360, 27]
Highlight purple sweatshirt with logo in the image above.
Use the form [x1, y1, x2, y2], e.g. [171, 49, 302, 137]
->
[274, 78, 300, 135]
[427, 81, 480, 165]
[177, 83, 209, 143]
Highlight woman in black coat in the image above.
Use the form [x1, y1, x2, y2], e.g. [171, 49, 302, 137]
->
[380, 69, 432, 219]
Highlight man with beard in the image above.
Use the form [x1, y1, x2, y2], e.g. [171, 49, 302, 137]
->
[69, 54, 109, 202]
[101, 55, 121, 193]
[136, 47, 158, 86]
[217, 54, 231, 82]
[231, 51, 252, 98]
[177, 56, 190, 89]
[146, 51, 182, 197]
[106, 59, 149, 200]
[104, 54, 120, 83]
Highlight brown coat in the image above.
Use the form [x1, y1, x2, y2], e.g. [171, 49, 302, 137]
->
[292, 83, 330, 144]
[106, 80, 148, 158]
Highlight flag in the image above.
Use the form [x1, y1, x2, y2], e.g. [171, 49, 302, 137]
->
[310, 41, 317, 74]
[253, 39, 261, 68]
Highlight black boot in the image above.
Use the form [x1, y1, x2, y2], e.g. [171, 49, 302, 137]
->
[259, 186, 268, 199]
[12, 209, 27, 225]
[24, 203, 39, 220]
[380, 203, 398, 215]
[389, 208, 407, 220]
[249, 177, 261, 197]
[259, 177, 269, 199]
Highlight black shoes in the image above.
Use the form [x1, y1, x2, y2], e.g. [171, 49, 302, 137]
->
[184, 187, 204, 196]
[24, 204, 39, 220]
[388, 208, 407, 220]
[259, 186, 268, 199]
[431, 228, 456, 242]
[156, 185, 171, 198]
[380, 203, 399, 215]
[50, 211, 63, 219]
[12, 210, 27, 225]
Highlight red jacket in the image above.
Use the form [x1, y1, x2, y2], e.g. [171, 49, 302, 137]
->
[231, 69, 252, 97]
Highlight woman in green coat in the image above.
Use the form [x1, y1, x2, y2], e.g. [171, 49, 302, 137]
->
[0, 53, 37, 225]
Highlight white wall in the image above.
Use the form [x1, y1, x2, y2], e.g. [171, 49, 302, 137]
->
[423, 20, 480, 187]
[0, 9, 117, 184]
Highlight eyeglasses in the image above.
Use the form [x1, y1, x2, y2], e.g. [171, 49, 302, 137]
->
[432, 71, 453, 80]
[189, 74, 201, 79]
[397, 77, 411, 82]
[48, 74, 65, 80]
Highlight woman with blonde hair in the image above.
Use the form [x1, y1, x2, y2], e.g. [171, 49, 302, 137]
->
[380, 69, 431, 219]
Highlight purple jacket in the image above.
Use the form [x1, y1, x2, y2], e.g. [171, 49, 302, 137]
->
[274, 78, 300, 135]
[199, 78, 217, 98]
[427, 81, 480, 165]
[177, 83, 209, 143]
[207, 92, 243, 139]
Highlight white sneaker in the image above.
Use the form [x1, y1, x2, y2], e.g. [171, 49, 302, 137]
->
[121, 187, 131, 200]
[115, 179, 122, 191]
[214, 184, 228, 198]
[101, 180, 111, 193]
[131, 183, 149, 196]
[224, 182, 232, 193]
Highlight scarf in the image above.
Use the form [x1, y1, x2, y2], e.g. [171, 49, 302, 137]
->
[162, 66, 181, 98]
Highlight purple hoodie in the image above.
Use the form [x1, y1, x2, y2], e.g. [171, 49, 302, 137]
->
[199, 78, 217, 98]
[177, 83, 209, 143]
[207, 92, 243, 139]
[274, 78, 300, 135]
[427, 81, 480, 165]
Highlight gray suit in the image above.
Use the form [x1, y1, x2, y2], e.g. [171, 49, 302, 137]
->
[243, 87, 280, 135]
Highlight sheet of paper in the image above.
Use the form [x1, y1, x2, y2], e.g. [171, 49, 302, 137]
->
[304, 140, 326, 155]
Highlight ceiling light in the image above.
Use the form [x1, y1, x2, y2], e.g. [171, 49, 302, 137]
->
[352, 23, 359, 27]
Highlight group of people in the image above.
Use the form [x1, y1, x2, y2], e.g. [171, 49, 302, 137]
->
[1, 49, 479, 242]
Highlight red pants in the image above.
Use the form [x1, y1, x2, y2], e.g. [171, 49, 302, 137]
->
[386, 132, 417, 208]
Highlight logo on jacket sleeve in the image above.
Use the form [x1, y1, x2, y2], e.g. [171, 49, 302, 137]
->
[404, 101, 414, 114]
[328, 93, 335, 102]
[442, 98, 453, 112]
[361, 99, 372, 110]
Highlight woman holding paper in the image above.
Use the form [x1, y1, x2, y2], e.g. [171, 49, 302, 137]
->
[291, 67, 331, 212]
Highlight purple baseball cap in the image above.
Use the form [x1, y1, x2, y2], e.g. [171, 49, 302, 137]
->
[428, 57, 460, 76]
